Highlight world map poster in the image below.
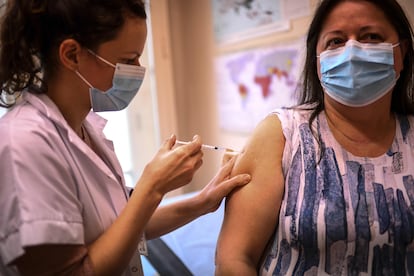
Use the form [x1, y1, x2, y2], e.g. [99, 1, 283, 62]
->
[215, 42, 303, 133]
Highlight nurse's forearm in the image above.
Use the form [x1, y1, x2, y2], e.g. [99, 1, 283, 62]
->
[87, 180, 163, 276]
[145, 195, 205, 240]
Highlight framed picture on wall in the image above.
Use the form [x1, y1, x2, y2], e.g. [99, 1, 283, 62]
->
[211, 0, 289, 44]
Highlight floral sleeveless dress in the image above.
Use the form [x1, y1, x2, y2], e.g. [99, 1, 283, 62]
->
[260, 107, 414, 275]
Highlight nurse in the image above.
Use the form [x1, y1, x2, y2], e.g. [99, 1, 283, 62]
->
[0, 0, 250, 275]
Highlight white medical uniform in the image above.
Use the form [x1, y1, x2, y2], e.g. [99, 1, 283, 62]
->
[0, 92, 143, 275]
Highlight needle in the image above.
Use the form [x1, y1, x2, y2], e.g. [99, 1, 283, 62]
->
[176, 140, 240, 154]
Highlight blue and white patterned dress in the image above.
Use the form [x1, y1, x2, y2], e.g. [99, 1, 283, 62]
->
[260, 107, 414, 275]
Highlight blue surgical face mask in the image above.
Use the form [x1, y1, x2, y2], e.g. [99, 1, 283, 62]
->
[319, 40, 399, 107]
[76, 50, 146, 112]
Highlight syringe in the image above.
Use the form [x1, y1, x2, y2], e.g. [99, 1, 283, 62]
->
[176, 140, 240, 154]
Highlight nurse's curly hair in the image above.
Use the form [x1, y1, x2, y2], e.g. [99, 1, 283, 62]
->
[0, 0, 146, 107]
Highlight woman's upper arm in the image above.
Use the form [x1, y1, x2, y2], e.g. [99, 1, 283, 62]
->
[216, 114, 285, 272]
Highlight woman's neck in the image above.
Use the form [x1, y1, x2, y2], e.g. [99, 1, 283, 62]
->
[324, 100, 396, 157]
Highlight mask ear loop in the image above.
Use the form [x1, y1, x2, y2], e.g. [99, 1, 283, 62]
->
[87, 49, 116, 69]
[75, 71, 93, 88]
[76, 49, 117, 89]
[392, 42, 402, 80]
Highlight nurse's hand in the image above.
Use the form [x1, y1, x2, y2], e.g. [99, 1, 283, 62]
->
[140, 134, 203, 197]
[143, 153, 251, 239]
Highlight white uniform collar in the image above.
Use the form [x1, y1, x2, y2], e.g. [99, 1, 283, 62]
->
[22, 91, 108, 135]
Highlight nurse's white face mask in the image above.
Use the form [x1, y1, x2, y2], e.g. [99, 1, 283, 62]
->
[76, 50, 146, 112]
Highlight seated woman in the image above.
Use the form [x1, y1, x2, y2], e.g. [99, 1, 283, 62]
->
[215, 0, 414, 275]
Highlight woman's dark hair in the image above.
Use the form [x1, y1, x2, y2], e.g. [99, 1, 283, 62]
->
[299, 0, 414, 125]
[0, 0, 147, 107]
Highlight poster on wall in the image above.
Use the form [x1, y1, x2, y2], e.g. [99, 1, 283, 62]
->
[215, 40, 304, 133]
[211, 0, 289, 44]
[283, 0, 311, 20]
